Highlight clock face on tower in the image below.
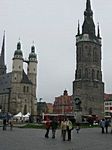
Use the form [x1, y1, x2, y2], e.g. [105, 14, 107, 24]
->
[75, 98, 81, 105]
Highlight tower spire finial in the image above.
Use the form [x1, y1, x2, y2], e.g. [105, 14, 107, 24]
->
[86, 0, 91, 11]
[0, 31, 6, 75]
[84, 0, 93, 17]
[77, 20, 80, 35]
[97, 23, 101, 38]
[82, 0, 95, 37]
[1, 31, 5, 64]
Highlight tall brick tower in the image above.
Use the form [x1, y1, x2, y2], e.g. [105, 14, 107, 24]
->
[73, 0, 104, 118]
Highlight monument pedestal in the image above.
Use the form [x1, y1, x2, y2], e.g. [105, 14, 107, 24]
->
[75, 110, 82, 123]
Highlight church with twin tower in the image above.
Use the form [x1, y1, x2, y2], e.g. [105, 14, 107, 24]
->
[0, 35, 37, 115]
[73, 0, 104, 118]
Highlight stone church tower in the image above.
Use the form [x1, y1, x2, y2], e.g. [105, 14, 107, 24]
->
[73, 0, 104, 118]
[9, 41, 37, 115]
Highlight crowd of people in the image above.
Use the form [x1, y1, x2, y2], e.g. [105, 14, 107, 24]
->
[99, 118, 112, 134]
[44, 117, 80, 141]
[2, 118, 13, 131]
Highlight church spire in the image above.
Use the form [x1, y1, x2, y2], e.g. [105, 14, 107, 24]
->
[84, 0, 93, 17]
[82, 0, 95, 37]
[77, 20, 80, 35]
[97, 23, 101, 38]
[1, 31, 5, 65]
[0, 31, 6, 75]
[86, 0, 91, 11]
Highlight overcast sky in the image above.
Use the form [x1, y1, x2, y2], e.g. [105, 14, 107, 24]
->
[0, 0, 112, 103]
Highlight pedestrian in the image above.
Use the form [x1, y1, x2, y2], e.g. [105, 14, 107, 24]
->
[99, 119, 105, 133]
[51, 117, 58, 139]
[3, 118, 7, 131]
[9, 119, 13, 131]
[61, 118, 67, 141]
[76, 122, 80, 133]
[105, 118, 109, 133]
[110, 117, 112, 134]
[66, 118, 73, 141]
[45, 118, 51, 138]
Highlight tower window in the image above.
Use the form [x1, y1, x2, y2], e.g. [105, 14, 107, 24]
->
[85, 68, 88, 78]
[92, 69, 95, 80]
[93, 48, 98, 62]
[23, 86, 25, 92]
[97, 71, 100, 80]
[78, 47, 82, 61]
[78, 69, 81, 79]
[27, 86, 29, 92]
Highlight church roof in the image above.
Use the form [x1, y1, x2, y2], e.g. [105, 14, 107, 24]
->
[0, 72, 12, 93]
[21, 70, 32, 84]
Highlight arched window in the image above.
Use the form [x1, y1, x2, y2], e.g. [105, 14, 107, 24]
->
[78, 47, 81, 61]
[92, 69, 95, 80]
[23, 86, 25, 92]
[97, 71, 99, 80]
[93, 48, 97, 62]
[78, 69, 81, 79]
[27, 86, 29, 92]
[24, 104, 27, 115]
[85, 68, 88, 78]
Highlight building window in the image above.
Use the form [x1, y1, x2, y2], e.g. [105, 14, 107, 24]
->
[78, 47, 82, 61]
[92, 69, 95, 80]
[97, 71, 99, 80]
[27, 86, 29, 92]
[85, 68, 88, 78]
[78, 69, 81, 79]
[93, 48, 98, 62]
[23, 86, 25, 92]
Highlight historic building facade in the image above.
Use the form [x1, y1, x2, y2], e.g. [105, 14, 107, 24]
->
[73, 0, 104, 118]
[104, 93, 112, 116]
[0, 34, 37, 115]
[53, 90, 73, 114]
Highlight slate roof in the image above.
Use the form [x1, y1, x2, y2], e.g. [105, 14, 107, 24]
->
[0, 72, 12, 93]
[21, 70, 32, 84]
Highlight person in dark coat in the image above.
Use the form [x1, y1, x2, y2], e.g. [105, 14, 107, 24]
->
[51, 118, 58, 139]
[9, 119, 13, 131]
[45, 118, 51, 138]
[3, 118, 7, 130]
[105, 118, 109, 133]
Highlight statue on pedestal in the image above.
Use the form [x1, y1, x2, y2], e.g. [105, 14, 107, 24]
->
[74, 98, 82, 123]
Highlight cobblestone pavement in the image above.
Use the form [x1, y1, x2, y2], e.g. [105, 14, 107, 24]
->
[0, 127, 112, 150]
